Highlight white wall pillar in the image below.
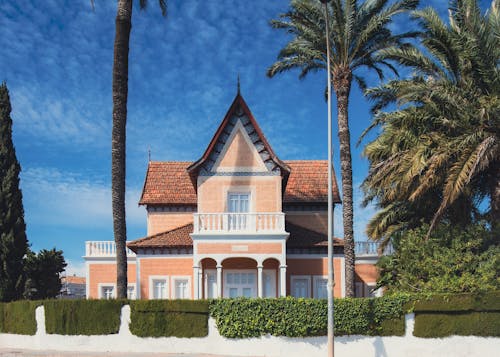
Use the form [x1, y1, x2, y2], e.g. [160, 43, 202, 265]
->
[193, 266, 200, 299]
[198, 268, 203, 299]
[216, 265, 223, 298]
[257, 265, 263, 298]
[279, 265, 287, 297]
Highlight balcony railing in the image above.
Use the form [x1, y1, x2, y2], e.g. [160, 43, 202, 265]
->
[355, 241, 394, 256]
[85, 241, 136, 258]
[193, 212, 286, 234]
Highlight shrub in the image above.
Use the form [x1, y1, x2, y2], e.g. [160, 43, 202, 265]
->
[209, 295, 411, 338]
[412, 291, 500, 337]
[44, 299, 124, 335]
[130, 299, 209, 338]
[0, 300, 39, 335]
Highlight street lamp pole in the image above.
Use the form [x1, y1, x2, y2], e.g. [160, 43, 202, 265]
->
[320, 0, 334, 356]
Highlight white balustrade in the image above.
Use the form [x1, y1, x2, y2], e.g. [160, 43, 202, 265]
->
[193, 212, 285, 234]
[85, 241, 136, 257]
[354, 241, 393, 256]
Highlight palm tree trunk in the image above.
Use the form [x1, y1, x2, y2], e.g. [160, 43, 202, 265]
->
[333, 67, 355, 298]
[112, 0, 133, 299]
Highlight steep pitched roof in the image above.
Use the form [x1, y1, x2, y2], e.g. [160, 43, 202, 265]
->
[187, 93, 290, 180]
[127, 224, 194, 251]
[139, 160, 340, 205]
[127, 221, 344, 251]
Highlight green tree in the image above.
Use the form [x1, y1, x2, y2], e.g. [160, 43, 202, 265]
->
[377, 223, 499, 294]
[23, 248, 67, 300]
[93, 0, 167, 298]
[0, 82, 28, 302]
[362, 0, 499, 243]
[268, 0, 418, 296]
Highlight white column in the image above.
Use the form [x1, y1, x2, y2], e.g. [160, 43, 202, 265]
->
[216, 265, 223, 298]
[279, 265, 287, 297]
[257, 265, 264, 298]
[198, 268, 203, 299]
[193, 266, 200, 299]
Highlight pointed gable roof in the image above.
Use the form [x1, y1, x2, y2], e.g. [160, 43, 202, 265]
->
[187, 93, 290, 183]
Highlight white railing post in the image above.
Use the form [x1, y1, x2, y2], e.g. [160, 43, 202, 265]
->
[192, 212, 286, 234]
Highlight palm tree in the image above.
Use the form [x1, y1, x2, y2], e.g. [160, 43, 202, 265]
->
[362, 0, 499, 244]
[268, 0, 418, 297]
[94, 0, 167, 298]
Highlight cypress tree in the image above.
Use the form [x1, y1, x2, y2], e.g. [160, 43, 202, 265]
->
[0, 82, 28, 302]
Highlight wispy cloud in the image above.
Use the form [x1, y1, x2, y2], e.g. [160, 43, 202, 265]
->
[21, 167, 145, 229]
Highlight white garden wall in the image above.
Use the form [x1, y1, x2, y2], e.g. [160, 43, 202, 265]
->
[0, 305, 498, 357]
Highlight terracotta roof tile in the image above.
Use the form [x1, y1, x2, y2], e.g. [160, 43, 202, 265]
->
[139, 160, 340, 205]
[127, 223, 194, 251]
[127, 221, 344, 250]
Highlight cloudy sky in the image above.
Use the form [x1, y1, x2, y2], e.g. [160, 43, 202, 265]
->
[0, 0, 483, 276]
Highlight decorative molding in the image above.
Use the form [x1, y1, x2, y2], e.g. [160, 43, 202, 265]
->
[147, 206, 197, 213]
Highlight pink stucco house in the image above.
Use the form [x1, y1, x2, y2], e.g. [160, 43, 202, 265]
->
[84, 91, 382, 300]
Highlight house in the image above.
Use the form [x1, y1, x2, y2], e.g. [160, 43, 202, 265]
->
[59, 275, 86, 299]
[84, 91, 382, 300]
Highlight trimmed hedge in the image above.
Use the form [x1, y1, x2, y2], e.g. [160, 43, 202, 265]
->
[412, 291, 500, 338]
[0, 300, 39, 335]
[44, 299, 124, 335]
[209, 295, 411, 338]
[130, 300, 209, 338]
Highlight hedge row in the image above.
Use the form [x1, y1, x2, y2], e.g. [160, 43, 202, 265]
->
[44, 299, 124, 335]
[1, 292, 499, 338]
[209, 295, 411, 338]
[130, 300, 209, 337]
[0, 300, 39, 335]
[411, 291, 500, 338]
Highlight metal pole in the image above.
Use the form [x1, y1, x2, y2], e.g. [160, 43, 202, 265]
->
[320, 0, 334, 356]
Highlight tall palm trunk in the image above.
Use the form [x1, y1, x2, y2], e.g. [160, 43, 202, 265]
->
[333, 67, 355, 297]
[112, 0, 133, 299]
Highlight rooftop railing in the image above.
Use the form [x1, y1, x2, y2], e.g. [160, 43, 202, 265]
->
[355, 241, 394, 256]
[85, 241, 136, 258]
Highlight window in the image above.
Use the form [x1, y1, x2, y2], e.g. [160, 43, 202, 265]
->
[149, 276, 169, 299]
[355, 282, 381, 298]
[205, 270, 216, 299]
[172, 277, 191, 299]
[313, 276, 328, 299]
[98, 283, 116, 299]
[102, 286, 114, 299]
[224, 271, 256, 298]
[291, 276, 311, 298]
[263, 270, 277, 298]
[127, 284, 136, 300]
[228, 193, 250, 230]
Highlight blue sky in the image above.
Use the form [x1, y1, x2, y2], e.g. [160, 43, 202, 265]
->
[0, 0, 487, 275]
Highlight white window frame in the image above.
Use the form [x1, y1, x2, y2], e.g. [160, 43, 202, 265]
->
[290, 275, 311, 298]
[172, 276, 192, 299]
[98, 283, 116, 299]
[313, 275, 328, 299]
[127, 283, 137, 300]
[224, 269, 257, 298]
[204, 269, 217, 299]
[263, 269, 277, 298]
[149, 275, 169, 300]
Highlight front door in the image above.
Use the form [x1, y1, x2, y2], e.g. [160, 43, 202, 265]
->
[224, 270, 257, 298]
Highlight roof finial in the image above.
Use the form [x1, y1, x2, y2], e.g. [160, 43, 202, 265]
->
[237, 73, 241, 95]
[148, 145, 151, 162]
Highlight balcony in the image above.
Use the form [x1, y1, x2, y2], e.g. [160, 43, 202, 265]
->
[355, 241, 394, 257]
[193, 212, 286, 234]
[85, 241, 136, 258]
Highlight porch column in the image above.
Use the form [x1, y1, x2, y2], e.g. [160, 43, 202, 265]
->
[198, 268, 203, 299]
[257, 265, 263, 298]
[216, 264, 223, 298]
[193, 266, 200, 299]
[279, 265, 287, 297]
